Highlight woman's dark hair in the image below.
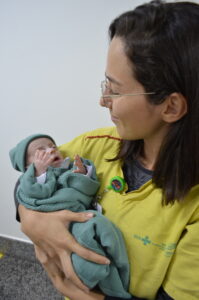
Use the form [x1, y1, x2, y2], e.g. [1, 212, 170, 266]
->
[108, 0, 199, 204]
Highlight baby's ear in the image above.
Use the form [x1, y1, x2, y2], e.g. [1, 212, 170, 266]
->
[161, 92, 188, 123]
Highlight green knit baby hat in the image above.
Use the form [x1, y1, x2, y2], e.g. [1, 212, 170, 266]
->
[9, 134, 56, 172]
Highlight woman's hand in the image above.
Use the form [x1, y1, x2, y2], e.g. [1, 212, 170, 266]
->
[35, 246, 105, 300]
[19, 205, 110, 292]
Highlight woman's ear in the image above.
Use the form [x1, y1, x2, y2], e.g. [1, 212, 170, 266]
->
[162, 92, 188, 123]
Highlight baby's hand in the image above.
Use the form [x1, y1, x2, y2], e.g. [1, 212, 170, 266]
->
[33, 149, 55, 176]
[73, 154, 87, 175]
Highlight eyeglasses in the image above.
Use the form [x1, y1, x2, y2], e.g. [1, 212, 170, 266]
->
[101, 79, 155, 99]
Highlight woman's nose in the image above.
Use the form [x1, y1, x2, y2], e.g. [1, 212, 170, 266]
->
[99, 97, 112, 108]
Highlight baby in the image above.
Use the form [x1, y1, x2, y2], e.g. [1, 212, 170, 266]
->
[9, 133, 131, 299]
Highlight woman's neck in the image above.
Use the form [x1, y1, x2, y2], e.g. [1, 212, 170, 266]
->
[138, 149, 157, 171]
[138, 136, 165, 171]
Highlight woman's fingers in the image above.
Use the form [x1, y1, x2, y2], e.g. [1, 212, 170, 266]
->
[43, 258, 105, 300]
[71, 241, 110, 265]
[57, 209, 95, 223]
[34, 245, 49, 264]
[35, 244, 89, 293]
[56, 232, 110, 265]
[43, 259, 86, 298]
[58, 250, 90, 292]
[42, 257, 65, 285]
[36, 241, 59, 261]
[49, 211, 110, 265]
[21, 207, 109, 264]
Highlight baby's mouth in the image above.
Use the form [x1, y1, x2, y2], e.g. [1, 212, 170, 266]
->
[53, 156, 60, 162]
[51, 155, 63, 166]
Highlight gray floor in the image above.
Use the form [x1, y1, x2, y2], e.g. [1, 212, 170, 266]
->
[0, 236, 64, 300]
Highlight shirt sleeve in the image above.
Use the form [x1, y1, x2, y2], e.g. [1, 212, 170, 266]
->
[162, 210, 199, 300]
[85, 164, 93, 177]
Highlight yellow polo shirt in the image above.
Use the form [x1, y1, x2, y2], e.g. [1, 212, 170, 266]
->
[59, 126, 199, 300]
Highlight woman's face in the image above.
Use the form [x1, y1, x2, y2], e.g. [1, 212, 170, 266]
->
[100, 37, 168, 142]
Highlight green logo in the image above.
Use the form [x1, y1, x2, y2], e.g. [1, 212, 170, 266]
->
[133, 234, 177, 257]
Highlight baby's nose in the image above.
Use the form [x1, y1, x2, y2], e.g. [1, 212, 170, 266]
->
[46, 147, 55, 154]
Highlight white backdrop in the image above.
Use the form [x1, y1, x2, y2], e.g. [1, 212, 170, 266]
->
[0, 0, 144, 241]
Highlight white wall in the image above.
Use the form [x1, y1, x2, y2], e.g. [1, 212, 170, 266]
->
[0, 0, 143, 241]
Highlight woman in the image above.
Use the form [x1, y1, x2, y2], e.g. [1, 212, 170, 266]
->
[17, 1, 199, 299]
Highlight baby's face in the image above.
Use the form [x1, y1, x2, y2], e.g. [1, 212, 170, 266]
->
[26, 138, 64, 168]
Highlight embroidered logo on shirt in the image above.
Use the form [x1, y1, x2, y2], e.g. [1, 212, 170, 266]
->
[133, 234, 177, 257]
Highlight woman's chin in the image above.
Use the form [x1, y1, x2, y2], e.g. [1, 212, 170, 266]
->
[116, 126, 135, 140]
[115, 125, 126, 139]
